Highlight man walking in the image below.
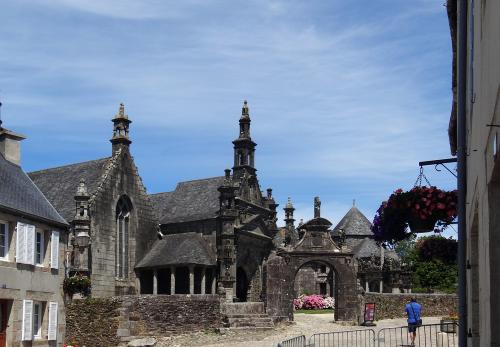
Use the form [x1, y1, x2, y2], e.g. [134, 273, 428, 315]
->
[405, 297, 422, 346]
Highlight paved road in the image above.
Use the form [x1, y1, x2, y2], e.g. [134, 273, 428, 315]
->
[156, 314, 443, 347]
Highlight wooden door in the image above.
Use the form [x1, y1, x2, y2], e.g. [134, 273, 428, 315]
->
[0, 300, 7, 347]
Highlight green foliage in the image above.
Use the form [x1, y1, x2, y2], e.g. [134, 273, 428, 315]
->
[413, 259, 457, 292]
[63, 274, 91, 297]
[393, 235, 458, 293]
[416, 236, 457, 264]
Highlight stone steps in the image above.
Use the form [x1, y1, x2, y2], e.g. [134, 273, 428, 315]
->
[221, 302, 274, 330]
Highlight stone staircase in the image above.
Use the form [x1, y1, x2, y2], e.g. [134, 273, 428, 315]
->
[221, 302, 274, 330]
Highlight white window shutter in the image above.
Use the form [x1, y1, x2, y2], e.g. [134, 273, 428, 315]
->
[26, 225, 35, 265]
[21, 299, 33, 341]
[50, 231, 59, 270]
[47, 301, 58, 340]
[16, 222, 26, 264]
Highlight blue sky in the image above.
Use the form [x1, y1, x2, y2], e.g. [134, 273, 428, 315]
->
[0, 0, 457, 235]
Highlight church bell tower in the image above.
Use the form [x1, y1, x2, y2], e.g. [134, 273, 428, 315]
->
[232, 100, 257, 179]
[110, 103, 132, 154]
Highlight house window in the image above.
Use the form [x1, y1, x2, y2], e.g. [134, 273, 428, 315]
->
[116, 196, 132, 279]
[0, 222, 9, 259]
[33, 302, 43, 339]
[35, 230, 44, 265]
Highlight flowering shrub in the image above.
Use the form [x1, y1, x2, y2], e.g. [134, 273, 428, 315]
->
[293, 295, 304, 309]
[293, 295, 335, 310]
[302, 294, 324, 309]
[372, 187, 457, 245]
[322, 296, 335, 309]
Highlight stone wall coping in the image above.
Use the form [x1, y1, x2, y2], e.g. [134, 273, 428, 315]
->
[365, 293, 457, 297]
[115, 294, 221, 301]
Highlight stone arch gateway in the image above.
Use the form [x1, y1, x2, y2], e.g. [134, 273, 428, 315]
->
[264, 214, 358, 322]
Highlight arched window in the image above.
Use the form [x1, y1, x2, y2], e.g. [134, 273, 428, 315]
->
[116, 196, 132, 279]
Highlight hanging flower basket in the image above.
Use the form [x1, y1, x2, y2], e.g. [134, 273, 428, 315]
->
[372, 186, 457, 244]
[408, 215, 438, 233]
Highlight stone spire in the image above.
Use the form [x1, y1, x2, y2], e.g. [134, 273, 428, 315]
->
[110, 103, 132, 154]
[232, 100, 257, 179]
[284, 197, 295, 228]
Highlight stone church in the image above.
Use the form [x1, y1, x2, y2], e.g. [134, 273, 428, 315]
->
[29, 101, 279, 302]
[137, 101, 279, 302]
[27, 100, 406, 324]
[29, 104, 158, 297]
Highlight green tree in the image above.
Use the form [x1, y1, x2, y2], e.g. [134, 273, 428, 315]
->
[393, 235, 458, 293]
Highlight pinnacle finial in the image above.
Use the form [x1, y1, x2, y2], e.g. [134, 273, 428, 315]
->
[76, 178, 89, 197]
[242, 100, 249, 116]
[286, 197, 294, 209]
[353, 199, 356, 207]
[115, 102, 127, 119]
[314, 196, 321, 218]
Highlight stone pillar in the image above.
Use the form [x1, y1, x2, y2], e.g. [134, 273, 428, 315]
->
[170, 267, 176, 295]
[201, 267, 206, 294]
[365, 281, 369, 293]
[189, 265, 195, 294]
[379, 280, 383, 293]
[153, 269, 158, 295]
[211, 268, 216, 294]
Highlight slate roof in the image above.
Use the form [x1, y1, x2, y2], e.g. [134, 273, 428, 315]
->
[0, 153, 67, 226]
[28, 158, 111, 221]
[333, 206, 373, 236]
[148, 191, 175, 220]
[350, 237, 400, 262]
[353, 237, 382, 258]
[151, 176, 226, 224]
[136, 232, 216, 268]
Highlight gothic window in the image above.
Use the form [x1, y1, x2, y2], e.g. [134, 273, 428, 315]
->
[116, 196, 132, 279]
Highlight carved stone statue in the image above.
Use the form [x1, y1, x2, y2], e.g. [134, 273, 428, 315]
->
[314, 196, 321, 218]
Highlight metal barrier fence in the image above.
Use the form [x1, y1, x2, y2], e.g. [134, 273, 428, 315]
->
[309, 329, 375, 347]
[277, 334, 306, 347]
[277, 322, 458, 347]
[377, 323, 458, 347]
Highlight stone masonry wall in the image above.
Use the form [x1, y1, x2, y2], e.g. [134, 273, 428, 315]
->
[66, 298, 121, 347]
[364, 293, 458, 320]
[66, 295, 222, 346]
[90, 149, 158, 297]
[119, 295, 221, 336]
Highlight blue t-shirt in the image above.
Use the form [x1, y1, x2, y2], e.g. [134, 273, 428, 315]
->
[405, 302, 422, 324]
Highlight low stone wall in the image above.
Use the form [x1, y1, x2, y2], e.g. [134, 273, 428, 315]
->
[364, 293, 458, 320]
[66, 295, 222, 346]
[66, 297, 121, 347]
[120, 294, 222, 336]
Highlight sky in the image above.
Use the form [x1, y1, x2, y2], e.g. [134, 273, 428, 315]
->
[0, 0, 457, 236]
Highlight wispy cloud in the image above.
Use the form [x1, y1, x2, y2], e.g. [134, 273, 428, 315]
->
[0, 0, 455, 227]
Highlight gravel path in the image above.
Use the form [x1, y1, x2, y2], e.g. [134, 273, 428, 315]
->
[155, 315, 442, 347]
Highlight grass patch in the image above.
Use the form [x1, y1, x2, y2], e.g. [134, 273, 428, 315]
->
[294, 309, 334, 314]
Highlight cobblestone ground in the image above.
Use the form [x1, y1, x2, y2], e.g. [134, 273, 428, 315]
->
[155, 315, 442, 347]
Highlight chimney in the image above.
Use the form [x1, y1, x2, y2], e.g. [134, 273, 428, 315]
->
[0, 128, 26, 165]
[0, 102, 26, 165]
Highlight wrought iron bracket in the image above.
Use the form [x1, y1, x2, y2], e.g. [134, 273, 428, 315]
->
[418, 158, 457, 178]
